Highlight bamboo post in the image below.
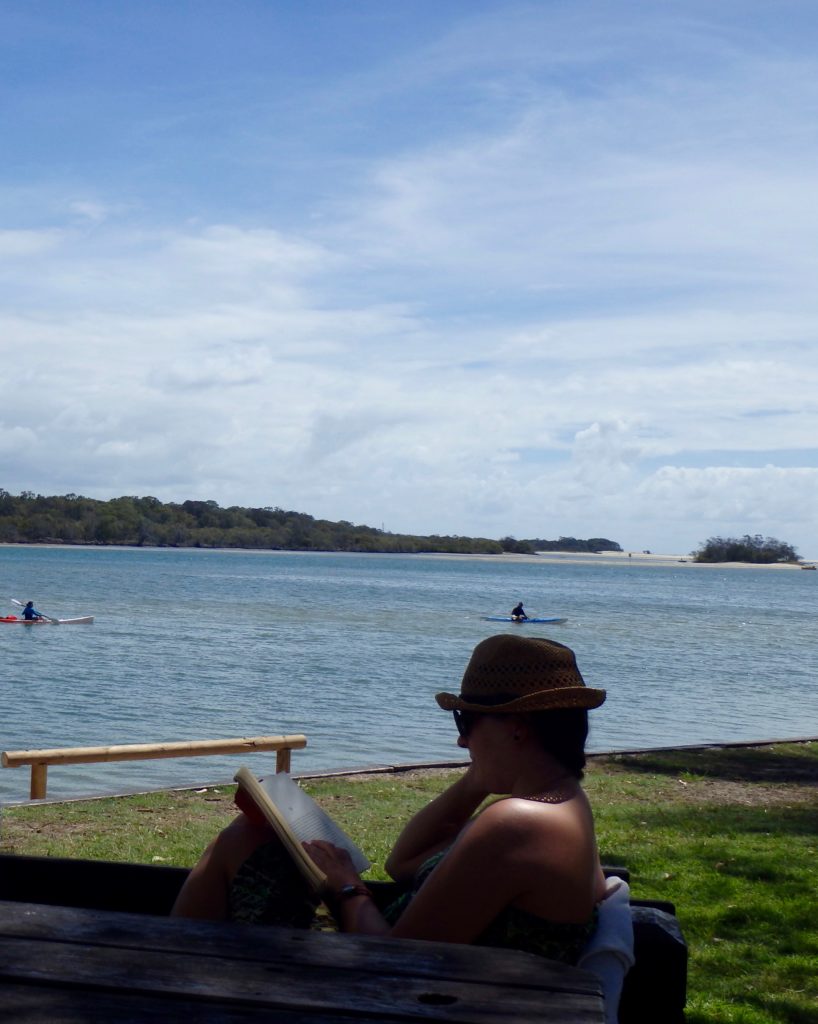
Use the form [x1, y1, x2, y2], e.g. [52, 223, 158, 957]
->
[30, 763, 48, 801]
[1, 734, 307, 800]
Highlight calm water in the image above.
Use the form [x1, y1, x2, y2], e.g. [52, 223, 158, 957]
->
[2, 546, 817, 802]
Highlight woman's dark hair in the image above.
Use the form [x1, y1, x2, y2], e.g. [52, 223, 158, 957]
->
[526, 708, 589, 779]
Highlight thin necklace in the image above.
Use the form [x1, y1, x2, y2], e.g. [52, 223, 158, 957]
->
[522, 774, 577, 804]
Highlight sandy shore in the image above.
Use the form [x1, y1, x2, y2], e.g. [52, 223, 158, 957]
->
[419, 549, 816, 569]
[536, 550, 816, 569]
[3, 541, 814, 568]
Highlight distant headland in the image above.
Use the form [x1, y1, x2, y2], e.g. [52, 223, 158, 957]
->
[0, 490, 621, 556]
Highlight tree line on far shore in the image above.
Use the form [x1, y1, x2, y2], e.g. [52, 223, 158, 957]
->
[691, 534, 801, 563]
[2, 491, 799, 563]
[0, 490, 622, 556]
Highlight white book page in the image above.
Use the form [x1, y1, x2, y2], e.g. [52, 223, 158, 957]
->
[261, 773, 371, 873]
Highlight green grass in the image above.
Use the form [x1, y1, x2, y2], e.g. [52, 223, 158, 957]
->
[2, 742, 816, 1023]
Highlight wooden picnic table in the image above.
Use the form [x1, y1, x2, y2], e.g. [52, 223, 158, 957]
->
[0, 899, 604, 1022]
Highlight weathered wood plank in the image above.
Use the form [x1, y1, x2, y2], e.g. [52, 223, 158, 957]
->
[0, 902, 605, 1023]
[0, 936, 602, 1022]
[0, 984, 424, 1023]
[0, 902, 602, 996]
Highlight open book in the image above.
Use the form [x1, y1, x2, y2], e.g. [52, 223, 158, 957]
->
[233, 767, 370, 893]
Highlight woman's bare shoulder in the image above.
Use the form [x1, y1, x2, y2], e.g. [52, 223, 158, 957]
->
[474, 794, 592, 847]
[479, 793, 584, 821]
[464, 796, 558, 843]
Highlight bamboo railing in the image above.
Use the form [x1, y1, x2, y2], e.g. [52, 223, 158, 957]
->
[1, 734, 307, 800]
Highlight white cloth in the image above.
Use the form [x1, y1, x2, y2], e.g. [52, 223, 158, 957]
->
[577, 877, 635, 1024]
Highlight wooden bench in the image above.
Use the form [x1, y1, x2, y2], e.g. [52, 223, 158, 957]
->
[0, 854, 687, 1022]
[1, 734, 307, 799]
[0, 899, 607, 1023]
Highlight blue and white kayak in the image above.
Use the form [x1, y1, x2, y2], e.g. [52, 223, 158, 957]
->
[482, 616, 567, 624]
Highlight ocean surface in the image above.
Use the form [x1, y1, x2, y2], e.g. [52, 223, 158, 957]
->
[2, 545, 817, 803]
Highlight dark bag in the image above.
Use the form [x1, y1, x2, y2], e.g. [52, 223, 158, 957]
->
[619, 903, 688, 1023]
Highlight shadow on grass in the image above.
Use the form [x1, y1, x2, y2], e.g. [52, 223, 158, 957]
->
[753, 992, 818, 1024]
[602, 744, 818, 786]
[687, 997, 817, 1024]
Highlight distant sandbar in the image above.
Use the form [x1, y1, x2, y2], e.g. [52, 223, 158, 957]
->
[417, 550, 816, 569]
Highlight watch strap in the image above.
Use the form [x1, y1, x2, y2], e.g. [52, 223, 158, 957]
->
[335, 883, 371, 902]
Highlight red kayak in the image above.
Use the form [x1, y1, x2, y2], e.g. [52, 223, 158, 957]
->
[1, 615, 94, 625]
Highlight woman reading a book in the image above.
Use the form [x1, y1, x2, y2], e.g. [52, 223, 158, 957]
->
[172, 634, 607, 965]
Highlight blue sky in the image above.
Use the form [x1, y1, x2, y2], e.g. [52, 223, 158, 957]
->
[2, 1, 818, 555]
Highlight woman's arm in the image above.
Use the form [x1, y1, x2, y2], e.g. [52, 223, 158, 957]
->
[307, 793, 602, 946]
[302, 840, 392, 936]
[384, 767, 489, 881]
[306, 800, 529, 943]
[387, 796, 602, 943]
[388, 801, 530, 942]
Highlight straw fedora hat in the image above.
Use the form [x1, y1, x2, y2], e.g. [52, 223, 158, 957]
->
[435, 634, 606, 713]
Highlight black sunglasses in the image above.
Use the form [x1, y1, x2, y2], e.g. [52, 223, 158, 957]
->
[452, 709, 477, 738]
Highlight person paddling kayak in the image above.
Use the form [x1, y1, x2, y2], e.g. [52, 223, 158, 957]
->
[511, 602, 528, 622]
[22, 601, 44, 621]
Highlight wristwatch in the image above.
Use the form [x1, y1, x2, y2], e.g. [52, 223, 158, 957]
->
[335, 883, 371, 902]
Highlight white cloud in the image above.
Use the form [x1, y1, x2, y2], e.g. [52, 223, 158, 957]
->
[0, 229, 63, 258]
[1, 3, 818, 555]
[68, 200, 112, 223]
[0, 424, 37, 452]
[635, 466, 818, 550]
